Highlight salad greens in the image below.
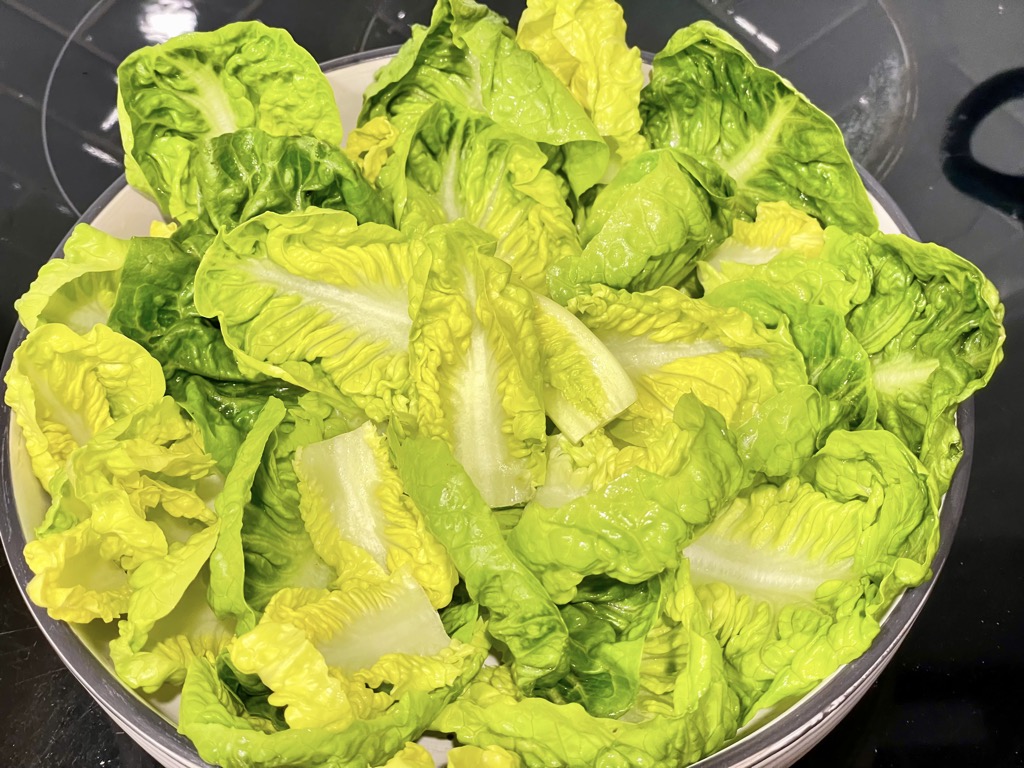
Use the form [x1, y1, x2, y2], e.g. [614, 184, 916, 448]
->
[1, 2, 1004, 767]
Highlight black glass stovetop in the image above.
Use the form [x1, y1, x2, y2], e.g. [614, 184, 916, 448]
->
[0, 1, 1022, 765]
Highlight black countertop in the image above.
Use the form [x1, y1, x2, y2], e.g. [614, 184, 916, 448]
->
[1, 1, 1022, 765]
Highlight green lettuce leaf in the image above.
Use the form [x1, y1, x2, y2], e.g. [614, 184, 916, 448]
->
[193, 208, 428, 421]
[517, 0, 647, 165]
[640, 22, 878, 235]
[3, 322, 166, 489]
[294, 421, 458, 609]
[570, 284, 807, 445]
[117, 21, 343, 216]
[208, 396, 285, 634]
[537, 575, 662, 718]
[109, 524, 232, 693]
[15, 224, 130, 334]
[686, 428, 938, 719]
[508, 395, 745, 602]
[108, 233, 251, 382]
[434, 604, 737, 768]
[378, 101, 580, 293]
[168, 376, 356, 613]
[25, 396, 217, 623]
[534, 294, 636, 443]
[547, 149, 734, 303]
[179, 647, 480, 768]
[227, 573, 457, 730]
[697, 202, 874, 315]
[409, 222, 546, 507]
[359, 0, 609, 197]
[179, 127, 393, 231]
[704, 280, 878, 436]
[849, 233, 1005, 492]
[391, 431, 569, 693]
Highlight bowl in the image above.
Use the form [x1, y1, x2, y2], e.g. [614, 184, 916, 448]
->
[0, 48, 974, 768]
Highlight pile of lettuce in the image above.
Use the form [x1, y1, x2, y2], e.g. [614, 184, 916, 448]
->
[2, 0, 1004, 766]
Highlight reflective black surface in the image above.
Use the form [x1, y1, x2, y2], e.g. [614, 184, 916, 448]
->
[0, 1, 1022, 765]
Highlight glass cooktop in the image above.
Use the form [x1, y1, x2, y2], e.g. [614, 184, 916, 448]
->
[0, 1, 1022, 765]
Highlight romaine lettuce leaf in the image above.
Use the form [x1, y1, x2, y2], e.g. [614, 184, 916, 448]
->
[24, 396, 217, 623]
[179, 127, 393, 231]
[409, 222, 546, 507]
[193, 208, 428, 421]
[117, 21, 343, 216]
[537, 575, 662, 718]
[516, 0, 647, 166]
[15, 224, 130, 334]
[359, 0, 609, 197]
[533, 294, 636, 443]
[571, 284, 807, 445]
[108, 233, 251, 382]
[208, 397, 285, 634]
[228, 573, 455, 730]
[686, 428, 938, 719]
[640, 22, 878, 235]
[109, 524, 231, 693]
[508, 395, 745, 602]
[345, 116, 401, 185]
[180, 646, 481, 768]
[547, 149, 734, 303]
[3, 322, 166, 489]
[391, 430, 569, 693]
[849, 233, 1004, 493]
[294, 421, 458, 609]
[447, 744, 523, 767]
[378, 102, 581, 293]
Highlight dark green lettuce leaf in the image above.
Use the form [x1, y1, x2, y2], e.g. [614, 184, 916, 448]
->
[181, 128, 393, 231]
[537, 575, 662, 718]
[108, 231, 249, 382]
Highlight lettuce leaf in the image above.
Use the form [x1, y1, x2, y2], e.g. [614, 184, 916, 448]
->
[534, 294, 636, 443]
[294, 421, 458, 609]
[15, 224, 130, 334]
[409, 222, 546, 507]
[686, 428, 938, 719]
[117, 21, 343, 216]
[360, 0, 609, 197]
[571, 284, 807, 445]
[548, 149, 734, 303]
[508, 395, 745, 602]
[640, 22, 878, 234]
[378, 102, 580, 294]
[3, 322, 166, 489]
[391, 431, 569, 693]
[517, 0, 647, 165]
[850, 233, 1005, 493]
[108, 233, 251, 382]
[193, 208, 427, 421]
[179, 127, 393, 231]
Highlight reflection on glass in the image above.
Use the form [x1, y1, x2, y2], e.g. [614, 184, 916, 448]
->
[82, 143, 121, 168]
[138, 0, 199, 44]
[732, 15, 780, 54]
